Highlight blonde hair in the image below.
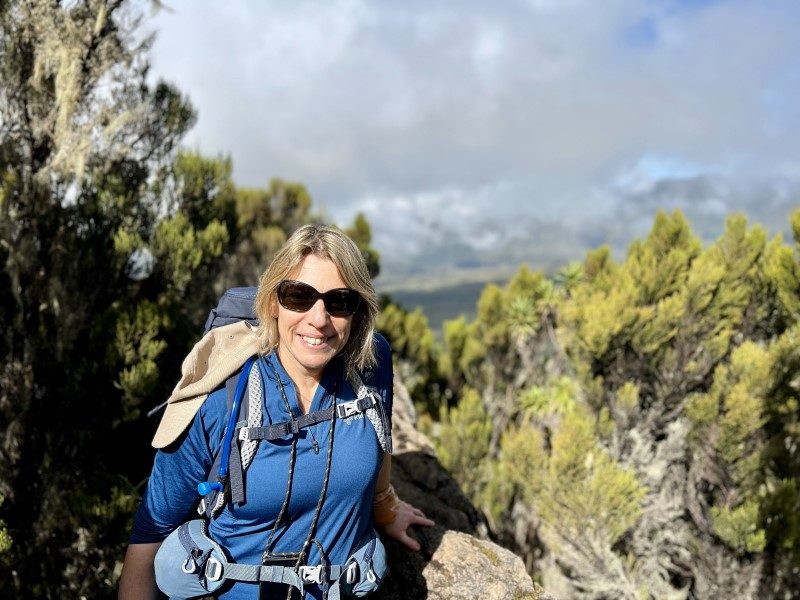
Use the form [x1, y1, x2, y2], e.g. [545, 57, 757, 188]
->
[253, 224, 380, 376]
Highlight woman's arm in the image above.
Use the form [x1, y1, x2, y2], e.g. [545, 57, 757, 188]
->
[371, 335, 433, 548]
[119, 389, 228, 597]
[118, 542, 161, 600]
[373, 453, 434, 551]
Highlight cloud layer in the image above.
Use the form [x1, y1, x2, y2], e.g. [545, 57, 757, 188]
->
[148, 0, 800, 284]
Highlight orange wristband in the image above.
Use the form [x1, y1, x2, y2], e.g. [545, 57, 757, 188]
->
[373, 484, 400, 526]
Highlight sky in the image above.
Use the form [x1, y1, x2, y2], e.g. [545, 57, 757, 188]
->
[146, 0, 800, 288]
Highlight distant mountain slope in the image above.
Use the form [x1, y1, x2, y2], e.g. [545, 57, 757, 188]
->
[381, 279, 507, 335]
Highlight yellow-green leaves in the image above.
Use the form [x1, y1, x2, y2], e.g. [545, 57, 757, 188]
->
[344, 213, 381, 278]
[625, 211, 701, 305]
[114, 300, 167, 412]
[441, 314, 486, 384]
[378, 304, 437, 370]
[692, 342, 769, 480]
[765, 209, 800, 321]
[562, 274, 639, 358]
[686, 392, 719, 430]
[0, 494, 10, 554]
[152, 213, 228, 294]
[616, 381, 640, 416]
[522, 410, 645, 546]
[436, 387, 493, 502]
[711, 501, 766, 554]
[562, 210, 773, 400]
[417, 208, 800, 593]
[520, 377, 578, 417]
[685, 341, 771, 553]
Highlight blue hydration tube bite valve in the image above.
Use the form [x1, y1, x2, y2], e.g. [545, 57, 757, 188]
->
[197, 481, 223, 496]
[197, 356, 257, 498]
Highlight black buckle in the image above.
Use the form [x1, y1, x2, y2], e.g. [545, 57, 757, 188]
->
[262, 553, 301, 567]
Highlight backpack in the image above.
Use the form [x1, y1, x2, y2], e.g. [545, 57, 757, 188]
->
[203, 286, 260, 332]
[154, 287, 390, 600]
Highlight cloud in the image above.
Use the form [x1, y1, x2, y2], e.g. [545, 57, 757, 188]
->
[148, 0, 800, 284]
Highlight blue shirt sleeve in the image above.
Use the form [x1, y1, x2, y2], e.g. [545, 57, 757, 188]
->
[129, 387, 228, 543]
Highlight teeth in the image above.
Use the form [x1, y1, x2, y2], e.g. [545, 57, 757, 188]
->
[302, 336, 325, 346]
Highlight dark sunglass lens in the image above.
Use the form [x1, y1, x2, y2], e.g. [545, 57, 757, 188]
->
[279, 281, 316, 311]
[325, 289, 360, 316]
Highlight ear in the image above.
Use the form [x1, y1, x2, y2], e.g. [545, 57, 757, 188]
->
[269, 296, 278, 319]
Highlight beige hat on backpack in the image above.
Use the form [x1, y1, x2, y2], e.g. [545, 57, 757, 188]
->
[152, 321, 261, 448]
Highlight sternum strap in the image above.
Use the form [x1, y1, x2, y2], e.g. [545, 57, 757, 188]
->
[239, 396, 376, 442]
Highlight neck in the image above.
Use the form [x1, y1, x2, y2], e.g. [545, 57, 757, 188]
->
[275, 349, 321, 410]
[294, 374, 319, 407]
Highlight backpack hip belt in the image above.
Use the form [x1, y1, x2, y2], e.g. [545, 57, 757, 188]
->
[155, 519, 386, 600]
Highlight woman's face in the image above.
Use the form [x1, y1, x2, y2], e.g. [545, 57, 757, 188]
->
[275, 254, 354, 382]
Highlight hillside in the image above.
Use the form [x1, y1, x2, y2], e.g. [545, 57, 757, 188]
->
[380, 279, 507, 336]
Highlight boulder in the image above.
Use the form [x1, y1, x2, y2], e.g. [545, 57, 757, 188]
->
[373, 375, 555, 600]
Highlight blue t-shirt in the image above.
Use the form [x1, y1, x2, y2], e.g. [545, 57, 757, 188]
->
[131, 334, 393, 599]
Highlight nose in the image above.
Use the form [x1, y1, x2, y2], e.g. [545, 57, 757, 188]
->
[306, 298, 330, 326]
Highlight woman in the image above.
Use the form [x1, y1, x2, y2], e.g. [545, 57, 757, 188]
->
[119, 224, 433, 599]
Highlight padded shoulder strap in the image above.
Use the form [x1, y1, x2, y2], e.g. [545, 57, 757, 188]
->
[228, 375, 247, 505]
[201, 367, 249, 518]
[348, 370, 392, 455]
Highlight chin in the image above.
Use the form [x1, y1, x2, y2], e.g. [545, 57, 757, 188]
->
[300, 348, 337, 369]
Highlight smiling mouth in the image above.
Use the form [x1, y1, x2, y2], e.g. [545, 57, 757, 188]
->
[301, 335, 329, 346]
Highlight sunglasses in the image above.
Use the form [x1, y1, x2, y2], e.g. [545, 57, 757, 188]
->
[277, 280, 362, 317]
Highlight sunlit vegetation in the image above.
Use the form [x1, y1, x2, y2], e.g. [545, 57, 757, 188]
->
[2, 2, 799, 598]
[411, 210, 800, 598]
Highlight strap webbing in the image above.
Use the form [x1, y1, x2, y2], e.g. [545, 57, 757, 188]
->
[223, 563, 304, 588]
[200, 373, 247, 518]
[242, 407, 334, 441]
[239, 396, 377, 442]
[221, 561, 348, 597]
[350, 370, 392, 455]
[240, 362, 263, 470]
[227, 375, 246, 506]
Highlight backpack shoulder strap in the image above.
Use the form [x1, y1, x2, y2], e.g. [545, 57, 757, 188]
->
[348, 370, 392, 455]
[227, 378, 247, 506]
[199, 358, 254, 518]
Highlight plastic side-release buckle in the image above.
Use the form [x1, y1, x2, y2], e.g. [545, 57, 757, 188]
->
[238, 427, 251, 442]
[298, 565, 323, 584]
[345, 561, 359, 584]
[205, 557, 223, 582]
[336, 400, 360, 419]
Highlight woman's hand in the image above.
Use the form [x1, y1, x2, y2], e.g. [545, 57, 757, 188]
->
[380, 499, 434, 552]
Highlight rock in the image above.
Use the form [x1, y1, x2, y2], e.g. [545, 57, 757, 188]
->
[372, 375, 555, 599]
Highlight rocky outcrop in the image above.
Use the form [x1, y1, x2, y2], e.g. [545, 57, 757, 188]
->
[373, 376, 554, 600]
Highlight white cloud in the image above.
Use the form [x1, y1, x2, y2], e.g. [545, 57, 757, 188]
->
[147, 0, 800, 283]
